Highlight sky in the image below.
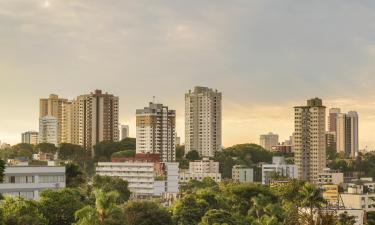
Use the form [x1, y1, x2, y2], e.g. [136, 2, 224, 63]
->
[1, 0, 375, 149]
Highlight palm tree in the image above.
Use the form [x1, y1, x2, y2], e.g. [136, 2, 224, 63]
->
[74, 189, 123, 225]
[298, 183, 326, 225]
[337, 211, 356, 225]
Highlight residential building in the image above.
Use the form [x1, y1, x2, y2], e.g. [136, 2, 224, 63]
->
[179, 158, 221, 182]
[262, 157, 298, 185]
[96, 155, 179, 197]
[271, 142, 293, 153]
[120, 125, 129, 140]
[328, 108, 341, 133]
[175, 134, 181, 146]
[71, 90, 119, 154]
[341, 186, 375, 212]
[336, 111, 359, 158]
[0, 165, 65, 200]
[260, 132, 279, 151]
[232, 165, 253, 183]
[317, 168, 344, 185]
[136, 102, 176, 162]
[40, 94, 70, 144]
[294, 98, 326, 182]
[185, 86, 222, 157]
[326, 131, 336, 150]
[39, 116, 58, 146]
[21, 131, 39, 145]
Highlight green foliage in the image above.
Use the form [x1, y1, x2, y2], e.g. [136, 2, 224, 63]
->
[93, 175, 130, 204]
[66, 163, 86, 188]
[337, 211, 356, 225]
[176, 145, 185, 161]
[0, 197, 47, 225]
[111, 150, 135, 158]
[173, 195, 209, 225]
[199, 209, 236, 225]
[123, 200, 173, 225]
[35, 143, 57, 154]
[59, 143, 87, 161]
[93, 138, 136, 161]
[0, 159, 5, 182]
[214, 144, 273, 179]
[39, 189, 85, 225]
[0, 143, 35, 159]
[186, 150, 201, 161]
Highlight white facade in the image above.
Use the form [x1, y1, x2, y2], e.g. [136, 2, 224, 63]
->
[185, 86, 222, 157]
[21, 131, 39, 145]
[121, 125, 129, 140]
[232, 165, 253, 183]
[179, 158, 221, 183]
[39, 115, 58, 146]
[96, 161, 179, 197]
[317, 169, 344, 185]
[294, 98, 326, 182]
[262, 157, 298, 185]
[136, 103, 176, 162]
[260, 132, 279, 151]
[341, 192, 375, 212]
[0, 166, 66, 200]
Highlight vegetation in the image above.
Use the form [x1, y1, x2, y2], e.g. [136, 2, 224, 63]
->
[94, 138, 136, 161]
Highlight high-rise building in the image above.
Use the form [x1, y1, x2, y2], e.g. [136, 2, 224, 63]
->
[260, 132, 279, 151]
[294, 98, 326, 182]
[39, 94, 69, 145]
[120, 125, 129, 140]
[136, 102, 176, 162]
[39, 116, 58, 146]
[71, 90, 119, 154]
[185, 86, 222, 157]
[61, 101, 73, 144]
[328, 108, 341, 133]
[336, 111, 359, 158]
[21, 131, 39, 145]
[325, 131, 336, 150]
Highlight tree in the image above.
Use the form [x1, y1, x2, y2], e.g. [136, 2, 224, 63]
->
[124, 201, 173, 225]
[59, 143, 87, 161]
[186, 150, 200, 161]
[74, 189, 124, 225]
[173, 195, 209, 225]
[93, 175, 131, 204]
[66, 163, 86, 188]
[337, 211, 356, 225]
[1, 197, 47, 225]
[94, 138, 136, 161]
[39, 189, 85, 225]
[176, 145, 185, 161]
[35, 143, 57, 154]
[199, 209, 236, 225]
[111, 150, 135, 158]
[299, 183, 326, 224]
[0, 159, 5, 182]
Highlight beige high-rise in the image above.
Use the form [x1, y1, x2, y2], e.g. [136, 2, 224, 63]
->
[336, 111, 359, 158]
[136, 102, 176, 162]
[71, 90, 119, 154]
[185, 87, 222, 157]
[294, 98, 326, 182]
[39, 94, 70, 145]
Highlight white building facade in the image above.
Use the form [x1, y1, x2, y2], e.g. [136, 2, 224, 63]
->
[179, 158, 222, 183]
[262, 157, 298, 185]
[39, 115, 59, 146]
[21, 131, 39, 145]
[260, 132, 279, 151]
[232, 165, 253, 183]
[0, 166, 66, 200]
[185, 87, 222, 157]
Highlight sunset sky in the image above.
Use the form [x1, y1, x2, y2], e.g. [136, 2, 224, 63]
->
[1, 0, 375, 148]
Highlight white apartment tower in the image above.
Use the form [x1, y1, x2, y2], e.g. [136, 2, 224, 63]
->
[121, 125, 130, 140]
[21, 131, 39, 145]
[260, 132, 279, 151]
[71, 90, 119, 154]
[336, 111, 359, 158]
[185, 86, 222, 157]
[294, 98, 326, 182]
[136, 102, 176, 162]
[39, 116, 59, 146]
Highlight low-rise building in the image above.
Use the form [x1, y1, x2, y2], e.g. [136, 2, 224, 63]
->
[261, 157, 298, 185]
[317, 168, 344, 185]
[0, 165, 66, 200]
[179, 158, 222, 183]
[232, 165, 253, 183]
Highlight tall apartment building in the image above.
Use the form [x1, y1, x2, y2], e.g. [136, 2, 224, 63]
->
[328, 108, 341, 132]
[40, 94, 70, 144]
[39, 116, 58, 146]
[120, 125, 129, 140]
[260, 132, 279, 151]
[136, 102, 176, 162]
[185, 86, 222, 157]
[262, 157, 298, 185]
[71, 90, 119, 154]
[294, 98, 326, 182]
[336, 111, 359, 158]
[179, 158, 222, 183]
[21, 131, 39, 145]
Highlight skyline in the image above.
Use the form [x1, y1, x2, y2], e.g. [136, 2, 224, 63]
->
[1, 0, 375, 148]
